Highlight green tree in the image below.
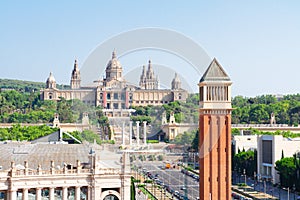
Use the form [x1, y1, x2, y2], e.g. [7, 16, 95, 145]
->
[233, 150, 257, 178]
[275, 157, 296, 188]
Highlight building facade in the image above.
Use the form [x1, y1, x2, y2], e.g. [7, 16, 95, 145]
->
[40, 51, 188, 117]
[0, 142, 131, 200]
[198, 58, 232, 200]
[257, 135, 300, 184]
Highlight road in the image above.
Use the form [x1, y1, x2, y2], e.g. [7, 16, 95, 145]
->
[134, 161, 199, 200]
[233, 172, 300, 200]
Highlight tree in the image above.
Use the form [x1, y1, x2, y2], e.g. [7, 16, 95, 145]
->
[275, 157, 296, 188]
[56, 97, 74, 123]
[172, 131, 196, 146]
[293, 153, 300, 191]
[233, 150, 257, 178]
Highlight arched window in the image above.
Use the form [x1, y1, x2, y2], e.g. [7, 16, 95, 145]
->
[103, 194, 119, 200]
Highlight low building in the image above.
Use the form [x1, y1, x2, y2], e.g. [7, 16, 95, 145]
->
[232, 135, 257, 154]
[160, 112, 197, 140]
[0, 142, 131, 200]
[257, 135, 300, 184]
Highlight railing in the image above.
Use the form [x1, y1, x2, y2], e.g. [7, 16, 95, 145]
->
[5, 167, 121, 177]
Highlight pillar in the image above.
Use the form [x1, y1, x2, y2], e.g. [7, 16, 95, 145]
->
[136, 121, 140, 145]
[22, 189, 28, 200]
[122, 122, 125, 146]
[50, 160, 55, 175]
[88, 186, 92, 200]
[143, 121, 147, 145]
[49, 188, 55, 200]
[9, 190, 16, 200]
[24, 161, 28, 176]
[62, 187, 68, 200]
[75, 186, 81, 200]
[36, 188, 42, 200]
[129, 121, 133, 146]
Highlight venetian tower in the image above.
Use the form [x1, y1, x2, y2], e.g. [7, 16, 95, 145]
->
[198, 58, 232, 200]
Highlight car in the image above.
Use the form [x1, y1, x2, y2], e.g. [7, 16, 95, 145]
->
[180, 186, 186, 190]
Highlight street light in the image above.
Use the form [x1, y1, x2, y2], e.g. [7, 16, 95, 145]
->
[277, 183, 281, 199]
[238, 168, 241, 183]
[293, 184, 296, 200]
[264, 179, 266, 194]
[243, 169, 247, 185]
[253, 171, 257, 190]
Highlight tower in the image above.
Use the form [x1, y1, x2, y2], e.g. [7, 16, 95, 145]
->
[198, 58, 232, 200]
[139, 65, 147, 88]
[171, 73, 181, 90]
[105, 50, 123, 82]
[46, 72, 56, 89]
[139, 60, 159, 89]
[70, 59, 81, 89]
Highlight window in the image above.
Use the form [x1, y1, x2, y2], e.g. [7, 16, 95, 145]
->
[114, 93, 118, 100]
[121, 93, 126, 100]
[113, 103, 118, 109]
[107, 93, 111, 99]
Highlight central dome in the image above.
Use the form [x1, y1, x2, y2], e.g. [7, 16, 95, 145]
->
[106, 50, 122, 69]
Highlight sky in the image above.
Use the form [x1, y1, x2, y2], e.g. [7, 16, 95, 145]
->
[1, 1, 300, 97]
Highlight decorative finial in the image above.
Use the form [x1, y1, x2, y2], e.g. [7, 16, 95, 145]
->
[112, 49, 116, 59]
[74, 59, 78, 69]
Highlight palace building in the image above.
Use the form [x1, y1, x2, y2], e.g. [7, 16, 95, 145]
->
[40, 51, 188, 117]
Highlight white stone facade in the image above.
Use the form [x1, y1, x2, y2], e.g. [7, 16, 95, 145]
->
[257, 135, 300, 184]
[0, 143, 131, 200]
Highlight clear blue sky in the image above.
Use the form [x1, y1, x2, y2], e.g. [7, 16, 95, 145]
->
[1, 1, 299, 97]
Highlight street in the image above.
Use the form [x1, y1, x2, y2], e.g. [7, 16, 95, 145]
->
[134, 160, 199, 200]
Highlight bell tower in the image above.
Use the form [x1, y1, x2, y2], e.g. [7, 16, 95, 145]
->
[198, 58, 232, 200]
[70, 59, 81, 89]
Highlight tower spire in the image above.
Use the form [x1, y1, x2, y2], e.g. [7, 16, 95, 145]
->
[71, 59, 81, 89]
[112, 49, 117, 59]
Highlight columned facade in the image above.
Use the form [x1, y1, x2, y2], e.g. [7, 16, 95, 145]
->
[0, 154, 131, 200]
[198, 58, 232, 200]
[40, 50, 189, 116]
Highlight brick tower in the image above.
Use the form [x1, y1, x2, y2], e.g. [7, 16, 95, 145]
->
[198, 58, 232, 200]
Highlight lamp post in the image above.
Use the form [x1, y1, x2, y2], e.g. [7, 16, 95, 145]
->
[238, 168, 241, 183]
[271, 178, 274, 197]
[264, 179, 266, 194]
[277, 183, 281, 200]
[293, 184, 296, 200]
[243, 169, 247, 185]
[254, 171, 257, 190]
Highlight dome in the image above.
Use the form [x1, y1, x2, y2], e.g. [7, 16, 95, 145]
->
[106, 50, 122, 69]
[47, 72, 56, 83]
